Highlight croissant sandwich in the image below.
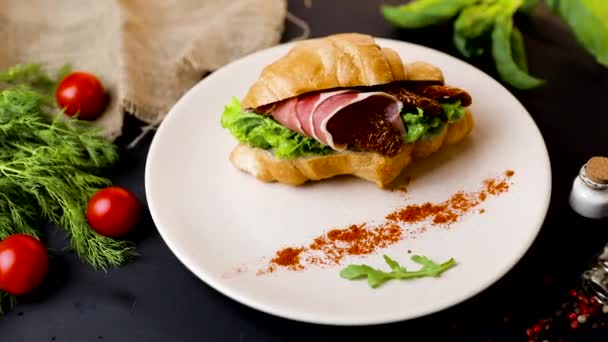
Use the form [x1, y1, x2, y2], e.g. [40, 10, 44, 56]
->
[220, 33, 474, 188]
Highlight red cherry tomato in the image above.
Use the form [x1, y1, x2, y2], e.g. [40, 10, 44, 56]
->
[86, 186, 142, 238]
[0, 234, 49, 296]
[55, 72, 107, 121]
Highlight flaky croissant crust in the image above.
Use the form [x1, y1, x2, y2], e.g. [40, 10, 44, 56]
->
[241, 33, 444, 109]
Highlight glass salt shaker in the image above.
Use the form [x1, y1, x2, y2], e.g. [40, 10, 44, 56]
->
[583, 244, 608, 303]
[569, 157, 608, 219]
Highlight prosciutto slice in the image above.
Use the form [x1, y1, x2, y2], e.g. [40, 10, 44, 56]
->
[268, 97, 302, 134]
[268, 90, 405, 154]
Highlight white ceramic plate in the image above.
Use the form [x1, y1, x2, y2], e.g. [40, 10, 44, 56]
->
[145, 38, 551, 325]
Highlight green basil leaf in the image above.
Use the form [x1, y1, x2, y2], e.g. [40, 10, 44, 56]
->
[453, 31, 479, 58]
[491, 16, 545, 89]
[452, 1, 507, 58]
[510, 26, 529, 72]
[381, 0, 475, 29]
[550, 0, 608, 67]
[453, 2, 502, 37]
[545, 0, 559, 13]
[520, 0, 540, 14]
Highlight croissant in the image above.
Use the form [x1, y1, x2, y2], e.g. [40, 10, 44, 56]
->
[242, 33, 444, 109]
[223, 33, 473, 188]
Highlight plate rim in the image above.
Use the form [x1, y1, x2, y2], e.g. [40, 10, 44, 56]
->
[145, 37, 552, 325]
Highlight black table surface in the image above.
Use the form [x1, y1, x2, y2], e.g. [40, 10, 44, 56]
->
[3, 1, 608, 341]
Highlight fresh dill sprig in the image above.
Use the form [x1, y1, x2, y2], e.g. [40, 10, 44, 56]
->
[0, 64, 132, 313]
[0, 63, 71, 96]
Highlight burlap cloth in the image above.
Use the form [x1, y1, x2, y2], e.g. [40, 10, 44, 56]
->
[0, 0, 287, 141]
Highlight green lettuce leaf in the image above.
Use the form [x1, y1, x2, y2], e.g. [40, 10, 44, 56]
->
[441, 100, 466, 123]
[401, 107, 443, 143]
[402, 100, 467, 143]
[220, 97, 331, 159]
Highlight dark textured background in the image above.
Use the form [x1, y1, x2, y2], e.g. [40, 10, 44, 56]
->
[3, 0, 608, 341]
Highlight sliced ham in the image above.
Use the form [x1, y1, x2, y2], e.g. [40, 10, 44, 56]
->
[267, 89, 405, 155]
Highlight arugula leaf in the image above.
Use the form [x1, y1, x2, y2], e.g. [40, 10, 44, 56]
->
[221, 97, 331, 159]
[340, 254, 457, 288]
[381, 0, 475, 29]
[548, 0, 608, 67]
[383, 255, 406, 272]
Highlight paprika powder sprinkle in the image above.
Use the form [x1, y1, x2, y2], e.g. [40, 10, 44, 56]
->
[386, 172, 512, 226]
[270, 247, 305, 271]
[261, 170, 515, 274]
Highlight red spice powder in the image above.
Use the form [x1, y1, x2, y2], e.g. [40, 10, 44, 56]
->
[270, 247, 304, 271]
[386, 175, 511, 226]
[262, 171, 514, 273]
[265, 223, 403, 272]
[479, 192, 487, 201]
